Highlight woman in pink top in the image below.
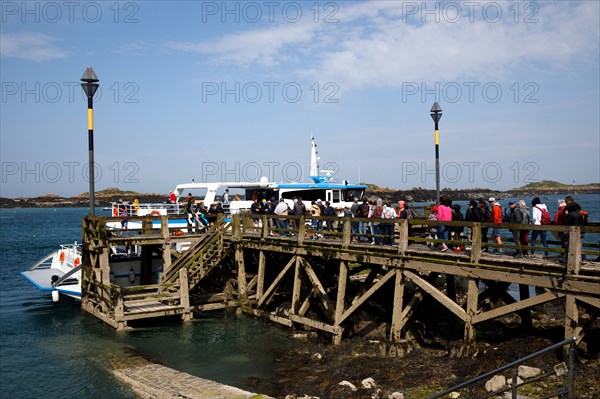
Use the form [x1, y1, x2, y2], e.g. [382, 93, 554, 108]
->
[437, 199, 453, 252]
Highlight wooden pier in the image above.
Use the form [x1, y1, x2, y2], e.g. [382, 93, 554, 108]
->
[81, 213, 599, 349]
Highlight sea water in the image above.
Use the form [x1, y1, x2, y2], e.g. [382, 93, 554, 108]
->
[1, 194, 598, 397]
[0, 208, 294, 398]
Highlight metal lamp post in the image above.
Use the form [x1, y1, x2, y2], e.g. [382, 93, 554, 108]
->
[81, 67, 99, 216]
[430, 102, 442, 205]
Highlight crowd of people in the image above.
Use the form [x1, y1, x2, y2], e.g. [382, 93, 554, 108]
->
[247, 196, 419, 244]
[427, 195, 589, 262]
[244, 194, 591, 263]
[167, 189, 593, 263]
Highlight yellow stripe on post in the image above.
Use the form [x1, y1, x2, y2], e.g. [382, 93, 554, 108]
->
[87, 108, 94, 130]
[435, 130, 439, 145]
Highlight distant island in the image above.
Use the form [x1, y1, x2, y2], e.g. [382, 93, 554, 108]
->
[0, 181, 598, 208]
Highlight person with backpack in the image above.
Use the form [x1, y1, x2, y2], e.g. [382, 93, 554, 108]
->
[510, 200, 531, 257]
[381, 201, 396, 245]
[562, 200, 587, 263]
[530, 197, 549, 257]
[451, 204, 465, 252]
[478, 199, 491, 251]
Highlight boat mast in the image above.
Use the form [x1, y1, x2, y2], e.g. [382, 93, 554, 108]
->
[309, 134, 319, 181]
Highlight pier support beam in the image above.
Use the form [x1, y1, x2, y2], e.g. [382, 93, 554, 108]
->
[389, 269, 405, 342]
[333, 261, 348, 345]
[180, 268, 192, 322]
[235, 245, 248, 302]
[464, 278, 479, 343]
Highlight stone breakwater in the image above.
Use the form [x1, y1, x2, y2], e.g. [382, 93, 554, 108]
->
[111, 355, 273, 399]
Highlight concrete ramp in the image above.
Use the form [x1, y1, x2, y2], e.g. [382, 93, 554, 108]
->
[112, 355, 273, 399]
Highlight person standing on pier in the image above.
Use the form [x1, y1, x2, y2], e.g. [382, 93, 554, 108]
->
[553, 199, 568, 251]
[478, 199, 491, 251]
[250, 198, 261, 227]
[181, 193, 195, 232]
[465, 200, 482, 244]
[310, 200, 322, 239]
[562, 200, 587, 263]
[437, 198, 452, 252]
[274, 197, 291, 236]
[489, 197, 504, 254]
[223, 189, 229, 205]
[530, 197, 549, 257]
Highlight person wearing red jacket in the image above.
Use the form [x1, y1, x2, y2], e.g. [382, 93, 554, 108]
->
[489, 197, 503, 254]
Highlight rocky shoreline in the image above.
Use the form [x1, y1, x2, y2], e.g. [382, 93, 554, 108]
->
[240, 310, 600, 399]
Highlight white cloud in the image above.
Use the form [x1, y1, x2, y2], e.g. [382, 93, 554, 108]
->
[0, 32, 69, 62]
[165, 2, 599, 89]
[165, 22, 316, 67]
[300, 1, 600, 88]
[116, 40, 152, 55]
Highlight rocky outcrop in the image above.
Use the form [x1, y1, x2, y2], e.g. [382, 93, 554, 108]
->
[0, 192, 165, 209]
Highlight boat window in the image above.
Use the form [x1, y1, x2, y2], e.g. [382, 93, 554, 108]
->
[332, 190, 340, 202]
[245, 189, 277, 202]
[281, 189, 327, 202]
[344, 189, 364, 202]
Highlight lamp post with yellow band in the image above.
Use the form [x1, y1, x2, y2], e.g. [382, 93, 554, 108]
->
[430, 102, 442, 205]
[81, 67, 99, 216]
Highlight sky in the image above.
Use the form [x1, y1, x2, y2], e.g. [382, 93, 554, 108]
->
[1, 0, 599, 198]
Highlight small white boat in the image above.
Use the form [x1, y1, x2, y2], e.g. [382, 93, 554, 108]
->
[21, 242, 165, 302]
[21, 243, 82, 302]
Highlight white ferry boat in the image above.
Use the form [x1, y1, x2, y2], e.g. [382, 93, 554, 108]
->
[170, 136, 367, 214]
[105, 136, 366, 227]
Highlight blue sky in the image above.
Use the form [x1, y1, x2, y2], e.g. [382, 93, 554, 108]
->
[1, 1, 599, 197]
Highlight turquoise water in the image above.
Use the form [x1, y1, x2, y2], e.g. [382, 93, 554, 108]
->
[1, 194, 598, 397]
[0, 207, 294, 398]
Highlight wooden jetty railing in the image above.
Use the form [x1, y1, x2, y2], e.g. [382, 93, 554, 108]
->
[161, 221, 230, 292]
[81, 213, 599, 348]
[80, 215, 226, 330]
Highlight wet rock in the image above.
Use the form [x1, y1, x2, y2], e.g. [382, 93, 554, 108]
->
[449, 392, 460, 399]
[339, 380, 357, 392]
[361, 377, 376, 389]
[502, 393, 531, 399]
[449, 342, 483, 358]
[506, 376, 524, 386]
[276, 302, 291, 317]
[518, 365, 542, 379]
[378, 340, 418, 358]
[484, 375, 506, 393]
[291, 332, 310, 339]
